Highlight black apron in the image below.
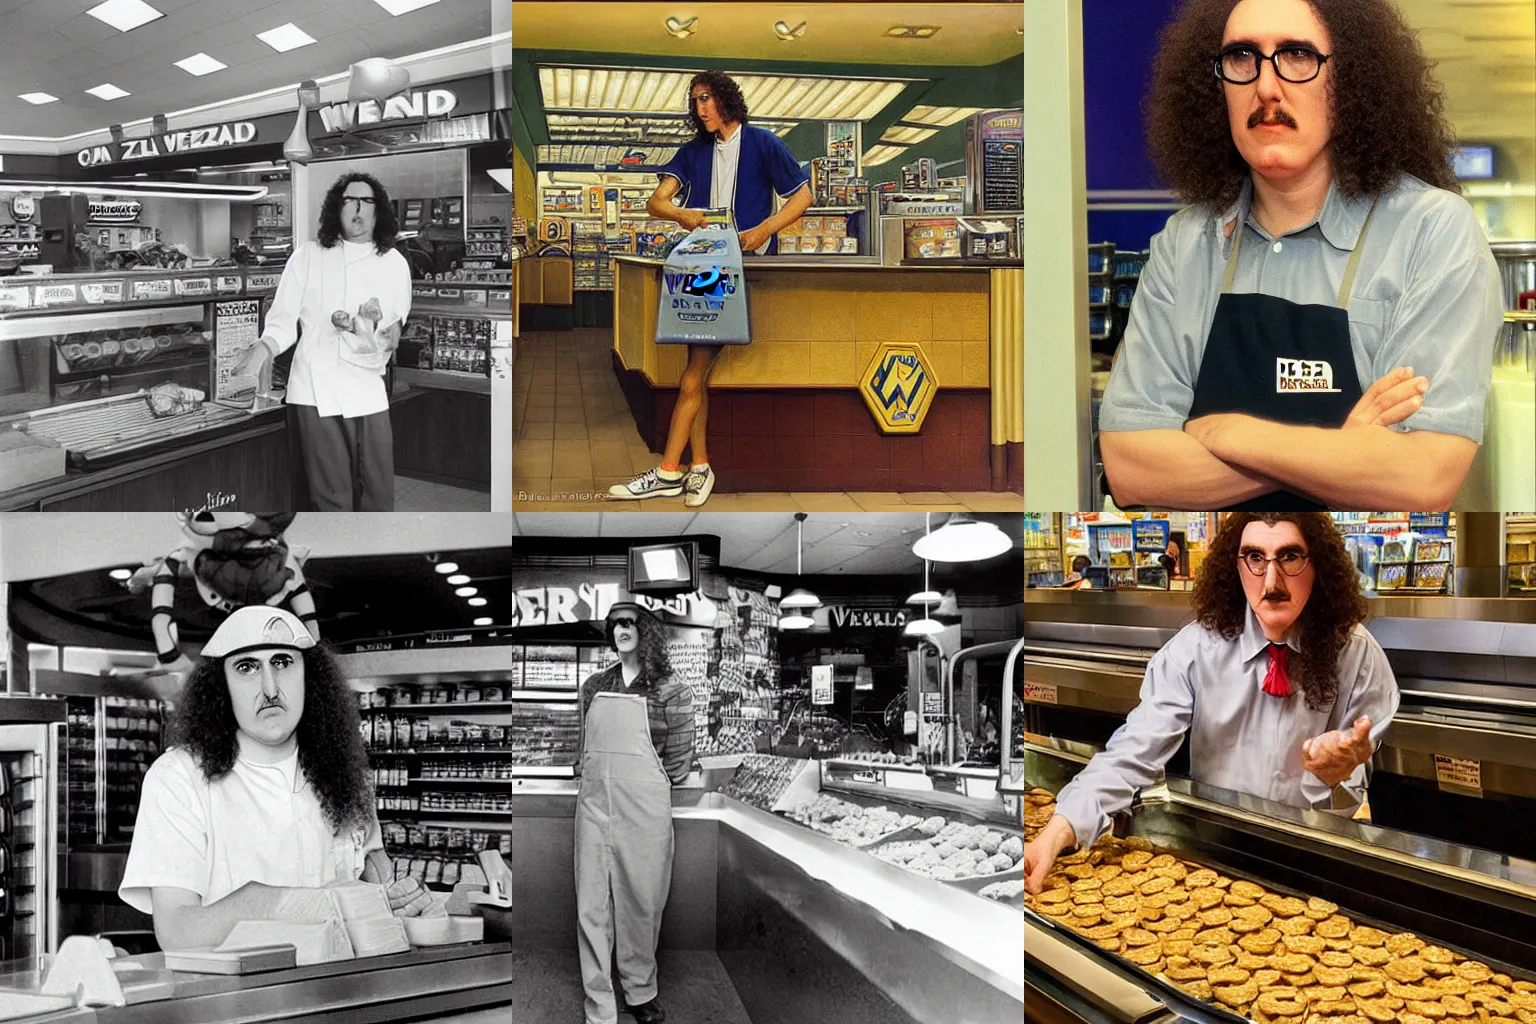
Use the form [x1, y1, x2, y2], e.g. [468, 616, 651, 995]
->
[1184, 202, 1379, 511]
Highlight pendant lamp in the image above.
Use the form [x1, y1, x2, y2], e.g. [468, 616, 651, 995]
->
[913, 513, 1012, 563]
[780, 513, 821, 609]
[907, 514, 942, 605]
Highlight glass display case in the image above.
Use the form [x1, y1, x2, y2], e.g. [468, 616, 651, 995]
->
[63, 695, 164, 846]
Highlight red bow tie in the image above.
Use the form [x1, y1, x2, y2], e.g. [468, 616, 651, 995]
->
[1263, 642, 1292, 698]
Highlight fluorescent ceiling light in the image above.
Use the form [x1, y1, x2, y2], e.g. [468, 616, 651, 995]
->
[175, 53, 228, 76]
[468, 597, 488, 607]
[455, 586, 478, 597]
[473, 616, 493, 626]
[86, 84, 131, 101]
[87, 0, 164, 33]
[913, 514, 1014, 563]
[434, 561, 459, 574]
[18, 93, 58, 105]
[860, 145, 907, 167]
[446, 574, 471, 585]
[257, 23, 316, 53]
[109, 568, 133, 581]
[780, 614, 815, 630]
[371, 0, 441, 13]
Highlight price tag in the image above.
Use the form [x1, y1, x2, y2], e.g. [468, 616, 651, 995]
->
[175, 277, 213, 297]
[247, 273, 281, 292]
[132, 279, 173, 301]
[0, 285, 29, 311]
[921, 691, 943, 715]
[216, 275, 243, 294]
[1023, 682, 1059, 705]
[80, 280, 124, 304]
[437, 288, 463, 300]
[35, 283, 78, 307]
[463, 289, 487, 306]
[851, 770, 880, 785]
[1433, 754, 1482, 794]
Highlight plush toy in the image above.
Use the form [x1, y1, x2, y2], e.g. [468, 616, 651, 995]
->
[127, 512, 320, 668]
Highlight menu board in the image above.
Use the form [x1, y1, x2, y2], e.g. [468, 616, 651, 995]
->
[969, 110, 1023, 214]
[213, 299, 262, 401]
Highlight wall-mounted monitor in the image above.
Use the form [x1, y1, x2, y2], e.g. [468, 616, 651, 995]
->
[627, 541, 699, 596]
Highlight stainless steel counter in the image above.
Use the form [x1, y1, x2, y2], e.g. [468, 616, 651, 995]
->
[0, 943, 513, 1024]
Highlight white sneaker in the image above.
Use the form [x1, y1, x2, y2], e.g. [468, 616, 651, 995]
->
[609, 467, 683, 500]
[684, 464, 715, 507]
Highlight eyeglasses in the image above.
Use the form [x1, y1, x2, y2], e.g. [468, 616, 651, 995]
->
[1240, 550, 1312, 577]
[1215, 45, 1331, 84]
[609, 617, 638, 628]
[341, 196, 377, 208]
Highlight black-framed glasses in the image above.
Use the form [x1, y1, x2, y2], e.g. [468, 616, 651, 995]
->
[1240, 551, 1311, 577]
[609, 617, 639, 628]
[1215, 45, 1331, 84]
[341, 196, 377, 208]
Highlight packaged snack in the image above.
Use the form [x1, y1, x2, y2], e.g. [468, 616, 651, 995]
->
[1377, 564, 1408, 589]
[1380, 541, 1409, 563]
[1414, 540, 1446, 561]
[1413, 562, 1449, 588]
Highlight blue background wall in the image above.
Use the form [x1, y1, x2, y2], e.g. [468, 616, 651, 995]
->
[1083, 0, 1182, 251]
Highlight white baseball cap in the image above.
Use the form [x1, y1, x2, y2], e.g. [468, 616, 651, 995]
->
[202, 606, 316, 660]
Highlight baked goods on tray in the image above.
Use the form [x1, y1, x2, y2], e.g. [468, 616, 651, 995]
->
[1022, 789, 1536, 1024]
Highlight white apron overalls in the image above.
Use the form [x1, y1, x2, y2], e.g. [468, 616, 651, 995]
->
[574, 692, 675, 1024]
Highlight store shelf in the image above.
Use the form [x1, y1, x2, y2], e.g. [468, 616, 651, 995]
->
[415, 808, 512, 818]
[367, 748, 521, 755]
[410, 777, 512, 785]
[362, 702, 516, 713]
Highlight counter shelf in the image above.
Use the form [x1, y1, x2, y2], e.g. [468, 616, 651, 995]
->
[1022, 749, 1536, 1024]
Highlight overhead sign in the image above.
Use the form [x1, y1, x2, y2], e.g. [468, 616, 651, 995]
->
[88, 200, 142, 223]
[317, 88, 458, 133]
[829, 607, 908, 630]
[77, 121, 258, 167]
[859, 342, 939, 434]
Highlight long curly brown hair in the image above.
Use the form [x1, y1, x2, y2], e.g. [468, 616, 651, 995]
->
[1145, 0, 1459, 209]
[1192, 513, 1367, 711]
[604, 609, 673, 686]
[685, 71, 750, 140]
[169, 644, 374, 836]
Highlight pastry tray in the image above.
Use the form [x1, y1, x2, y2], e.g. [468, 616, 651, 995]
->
[1023, 842, 1535, 1024]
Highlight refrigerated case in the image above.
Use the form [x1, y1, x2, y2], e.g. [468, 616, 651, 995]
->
[63, 695, 164, 847]
[510, 642, 608, 778]
[0, 699, 66, 962]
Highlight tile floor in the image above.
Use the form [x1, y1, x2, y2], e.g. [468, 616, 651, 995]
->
[395, 475, 491, 511]
[511, 947, 754, 1024]
[512, 328, 1022, 512]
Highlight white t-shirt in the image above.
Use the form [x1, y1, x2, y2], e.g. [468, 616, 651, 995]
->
[259, 238, 413, 418]
[119, 747, 382, 914]
[710, 125, 768, 255]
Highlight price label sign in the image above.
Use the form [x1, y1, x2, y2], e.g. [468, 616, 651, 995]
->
[921, 691, 943, 716]
[216, 275, 243, 294]
[0, 286, 30, 311]
[133, 279, 174, 301]
[35, 283, 78, 308]
[811, 665, 834, 706]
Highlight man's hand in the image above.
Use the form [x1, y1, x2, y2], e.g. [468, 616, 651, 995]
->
[1302, 716, 1375, 787]
[385, 876, 432, 918]
[1023, 814, 1078, 895]
[677, 208, 708, 231]
[1344, 367, 1428, 430]
[232, 341, 271, 383]
[738, 224, 772, 253]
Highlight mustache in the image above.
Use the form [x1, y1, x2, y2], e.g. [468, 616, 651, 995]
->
[1249, 107, 1298, 129]
[257, 697, 286, 711]
[1263, 591, 1290, 601]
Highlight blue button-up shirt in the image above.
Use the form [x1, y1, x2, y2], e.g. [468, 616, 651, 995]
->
[1053, 606, 1401, 847]
[658, 124, 810, 256]
[1100, 172, 1503, 443]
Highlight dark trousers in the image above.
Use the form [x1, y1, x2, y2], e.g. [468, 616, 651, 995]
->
[293, 405, 394, 511]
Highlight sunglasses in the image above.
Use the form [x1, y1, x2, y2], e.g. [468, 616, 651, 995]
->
[609, 618, 639, 628]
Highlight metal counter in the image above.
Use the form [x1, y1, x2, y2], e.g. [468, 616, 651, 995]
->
[513, 782, 1024, 1024]
[1022, 748, 1536, 1024]
[0, 944, 513, 1024]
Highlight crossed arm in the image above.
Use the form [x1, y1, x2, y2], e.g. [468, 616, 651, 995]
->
[1102, 368, 1477, 510]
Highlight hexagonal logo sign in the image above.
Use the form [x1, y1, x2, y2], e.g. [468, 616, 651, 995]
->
[859, 342, 939, 434]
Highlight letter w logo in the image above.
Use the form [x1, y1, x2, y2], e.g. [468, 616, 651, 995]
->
[872, 357, 927, 411]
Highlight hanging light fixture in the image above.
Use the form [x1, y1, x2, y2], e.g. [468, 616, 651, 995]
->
[913, 513, 1012, 563]
[903, 613, 943, 637]
[780, 513, 821, 609]
[907, 512, 942, 604]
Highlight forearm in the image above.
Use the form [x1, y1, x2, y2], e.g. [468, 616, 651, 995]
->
[1205, 420, 1471, 509]
[758, 185, 812, 234]
[1100, 429, 1289, 509]
[155, 882, 283, 950]
[646, 195, 692, 225]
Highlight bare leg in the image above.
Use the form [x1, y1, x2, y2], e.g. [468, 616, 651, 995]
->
[663, 345, 721, 468]
[688, 347, 725, 465]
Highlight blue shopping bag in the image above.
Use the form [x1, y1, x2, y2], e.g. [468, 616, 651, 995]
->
[656, 225, 751, 345]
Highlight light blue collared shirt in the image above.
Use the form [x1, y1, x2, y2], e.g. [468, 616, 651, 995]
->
[1100, 172, 1503, 443]
[1052, 606, 1401, 848]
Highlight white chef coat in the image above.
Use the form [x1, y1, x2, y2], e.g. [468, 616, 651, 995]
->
[119, 747, 382, 914]
[259, 238, 413, 418]
[711, 125, 768, 255]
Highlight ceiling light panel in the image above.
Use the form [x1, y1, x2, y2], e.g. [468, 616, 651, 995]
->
[371, 0, 441, 14]
[87, 0, 164, 33]
[860, 144, 909, 166]
[538, 65, 909, 122]
[86, 84, 131, 101]
[257, 23, 316, 53]
[18, 93, 59, 105]
[175, 53, 228, 76]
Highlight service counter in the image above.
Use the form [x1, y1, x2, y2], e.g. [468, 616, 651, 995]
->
[0, 943, 513, 1024]
[512, 778, 1024, 1024]
[611, 255, 1023, 493]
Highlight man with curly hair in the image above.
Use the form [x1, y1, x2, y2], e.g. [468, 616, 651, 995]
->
[1023, 513, 1399, 893]
[234, 172, 412, 510]
[119, 607, 430, 950]
[574, 603, 696, 1024]
[611, 71, 813, 506]
[1098, 0, 1502, 511]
